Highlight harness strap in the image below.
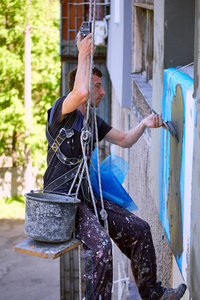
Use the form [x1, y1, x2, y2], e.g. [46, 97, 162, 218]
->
[46, 110, 77, 166]
[43, 163, 81, 192]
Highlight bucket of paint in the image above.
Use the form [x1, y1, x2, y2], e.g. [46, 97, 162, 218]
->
[24, 192, 80, 243]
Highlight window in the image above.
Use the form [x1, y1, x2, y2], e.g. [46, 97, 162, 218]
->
[133, 2, 154, 82]
[61, 0, 110, 57]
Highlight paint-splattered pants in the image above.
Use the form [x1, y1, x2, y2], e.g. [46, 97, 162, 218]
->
[75, 199, 165, 300]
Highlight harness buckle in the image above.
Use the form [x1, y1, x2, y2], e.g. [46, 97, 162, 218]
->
[59, 127, 74, 139]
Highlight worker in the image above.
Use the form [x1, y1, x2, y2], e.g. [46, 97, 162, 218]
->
[43, 33, 186, 300]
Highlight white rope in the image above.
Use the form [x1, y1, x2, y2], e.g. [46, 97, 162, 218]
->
[89, 0, 93, 22]
[89, 0, 108, 228]
[113, 277, 130, 284]
[78, 3, 109, 296]
[68, 159, 84, 195]
[93, 106, 108, 230]
[81, 0, 108, 227]
[80, 130, 99, 219]
[85, 0, 96, 127]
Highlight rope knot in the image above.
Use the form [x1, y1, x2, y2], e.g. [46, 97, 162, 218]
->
[100, 209, 108, 221]
[81, 130, 92, 144]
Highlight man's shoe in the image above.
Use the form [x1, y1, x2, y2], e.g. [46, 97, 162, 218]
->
[160, 284, 187, 300]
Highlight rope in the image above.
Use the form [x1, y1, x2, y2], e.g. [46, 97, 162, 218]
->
[78, 3, 109, 298]
[84, 0, 96, 128]
[93, 105, 108, 230]
[89, 0, 108, 227]
[68, 159, 84, 195]
[81, 0, 108, 228]
[80, 130, 99, 219]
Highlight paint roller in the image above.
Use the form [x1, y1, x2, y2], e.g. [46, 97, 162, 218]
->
[151, 108, 179, 142]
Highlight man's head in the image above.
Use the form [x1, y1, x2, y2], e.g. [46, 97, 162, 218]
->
[68, 66, 102, 91]
[68, 66, 105, 108]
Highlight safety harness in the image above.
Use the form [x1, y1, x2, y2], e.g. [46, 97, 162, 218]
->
[44, 109, 83, 193]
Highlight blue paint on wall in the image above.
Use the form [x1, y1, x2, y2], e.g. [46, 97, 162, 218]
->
[159, 68, 193, 274]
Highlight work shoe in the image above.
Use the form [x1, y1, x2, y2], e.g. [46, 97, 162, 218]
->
[160, 284, 187, 300]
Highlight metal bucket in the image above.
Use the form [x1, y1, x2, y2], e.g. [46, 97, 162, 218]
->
[25, 192, 81, 243]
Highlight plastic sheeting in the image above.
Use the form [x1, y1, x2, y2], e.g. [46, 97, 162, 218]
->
[90, 149, 138, 212]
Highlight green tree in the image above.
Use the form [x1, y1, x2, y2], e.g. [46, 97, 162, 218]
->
[0, 0, 60, 174]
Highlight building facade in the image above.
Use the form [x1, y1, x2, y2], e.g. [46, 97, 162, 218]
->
[60, 0, 200, 299]
[107, 0, 199, 299]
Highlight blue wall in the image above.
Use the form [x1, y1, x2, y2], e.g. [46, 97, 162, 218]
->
[159, 68, 194, 275]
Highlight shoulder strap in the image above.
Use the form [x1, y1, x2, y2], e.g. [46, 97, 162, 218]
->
[46, 110, 77, 166]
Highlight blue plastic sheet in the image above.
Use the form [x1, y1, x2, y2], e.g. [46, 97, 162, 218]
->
[89, 149, 138, 212]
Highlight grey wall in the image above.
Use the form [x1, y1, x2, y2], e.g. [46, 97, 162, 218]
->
[190, 0, 200, 298]
[110, 84, 172, 292]
[164, 0, 195, 68]
[150, 0, 165, 211]
[151, 0, 195, 211]
[107, 0, 132, 108]
[152, 0, 199, 297]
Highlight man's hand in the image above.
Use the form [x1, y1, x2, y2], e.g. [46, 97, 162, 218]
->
[143, 113, 168, 130]
[60, 33, 95, 120]
[76, 32, 96, 57]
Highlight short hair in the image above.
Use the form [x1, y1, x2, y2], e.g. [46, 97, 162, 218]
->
[68, 66, 103, 92]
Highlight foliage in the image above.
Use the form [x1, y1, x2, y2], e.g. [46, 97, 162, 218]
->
[0, 196, 25, 219]
[0, 0, 60, 172]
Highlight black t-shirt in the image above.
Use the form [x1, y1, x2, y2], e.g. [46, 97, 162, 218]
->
[43, 96, 112, 194]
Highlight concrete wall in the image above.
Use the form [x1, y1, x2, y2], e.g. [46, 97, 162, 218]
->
[0, 166, 40, 198]
[150, 0, 165, 212]
[164, 0, 195, 69]
[106, 0, 173, 296]
[151, 1, 198, 298]
[158, 69, 193, 297]
[110, 83, 172, 296]
[151, 0, 195, 209]
[107, 1, 195, 299]
[189, 0, 200, 298]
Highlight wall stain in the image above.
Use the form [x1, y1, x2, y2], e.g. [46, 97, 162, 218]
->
[167, 84, 184, 259]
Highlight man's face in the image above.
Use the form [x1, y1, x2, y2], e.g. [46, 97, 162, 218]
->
[79, 74, 105, 117]
[91, 74, 105, 107]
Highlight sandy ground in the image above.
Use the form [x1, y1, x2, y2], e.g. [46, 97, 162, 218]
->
[0, 219, 60, 300]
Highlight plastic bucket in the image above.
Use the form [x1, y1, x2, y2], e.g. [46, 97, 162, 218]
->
[25, 192, 81, 243]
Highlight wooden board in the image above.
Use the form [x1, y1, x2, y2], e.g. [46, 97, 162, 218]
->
[13, 238, 82, 260]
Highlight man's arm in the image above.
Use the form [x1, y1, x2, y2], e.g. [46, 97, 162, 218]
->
[59, 33, 93, 122]
[104, 113, 164, 148]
